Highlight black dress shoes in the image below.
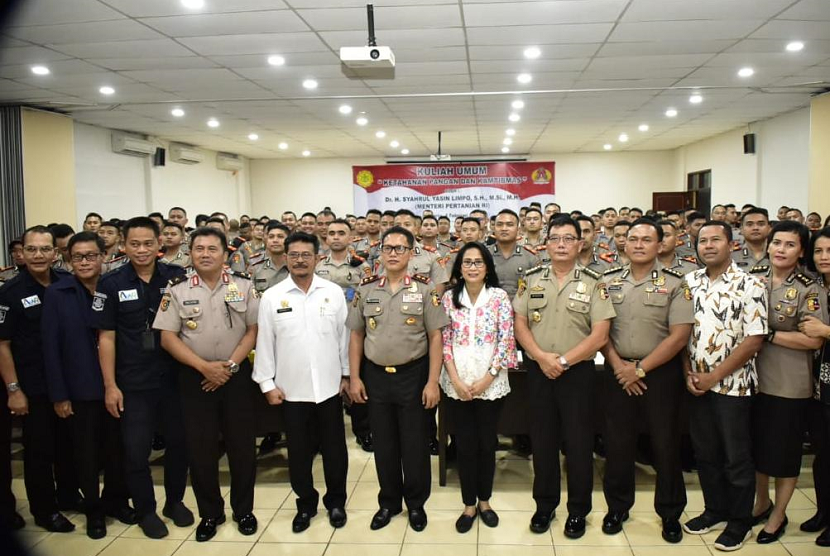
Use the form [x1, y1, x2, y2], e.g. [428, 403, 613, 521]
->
[34, 512, 75, 533]
[757, 516, 788, 544]
[258, 433, 281, 456]
[292, 510, 317, 533]
[370, 508, 401, 530]
[429, 438, 439, 456]
[138, 512, 169, 539]
[329, 507, 347, 528]
[802, 511, 827, 533]
[455, 511, 477, 533]
[564, 515, 587, 539]
[478, 505, 499, 528]
[408, 508, 427, 531]
[162, 501, 195, 527]
[86, 514, 107, 540]
[106, 505, 138, 525]
[662, 518, 683, 543]
[9, 512, 25, 531]
[195, 514, 226, 542]
[529, 509, 555, 534]
[356, 433, 374, 453]
[752, 502, 774, 526]
[602, 511, 629, 535]
[234, 513, 258, 535]
[817, 526, 830, 547]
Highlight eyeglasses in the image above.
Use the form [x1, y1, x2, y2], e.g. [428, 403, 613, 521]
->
[547, 235, 578, 245]
[23, 246, 55, 255]
[287, 252, 315, 260]
[461, 259, 485, 268]
[70, 253, 102, 263]
[381, 245, 411, 255]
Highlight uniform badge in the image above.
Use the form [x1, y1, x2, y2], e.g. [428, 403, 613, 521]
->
[517, 278, 527, 297]
[653, 275, 666, 287]
[683, 285, 692, 301]
[576, 281, 587, 294]
[160, 293, 171, 312]
[598, 284, 609, 300]
[117, 289, 138, 302]
[531, 285, 545, 292]
[352, 291, 361, 307]
[532, 310, 542, 323]
[0, 304, 7, 324]
[368, 317, 377, 330]
[785, 306, 796, 316]
[409, 282, 418, 293]
[807, 295, 821, 312]
[92, 293, 106, 312]
[281, 300, 289, 308]
[225, 282, 244, 303]
[185, 320, 198, 330]
[405, 317, 416, 325]
[431, 290, 440, 307]
[785, 288, 797, 300]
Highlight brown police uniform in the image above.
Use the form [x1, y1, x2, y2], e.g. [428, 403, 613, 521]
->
[373, 242, 448, 285]
[250, 257, 290, 294]
[491, 243, 540, 298]
[315, 254, 371, 298]
[159, 250, 190, 268]
[731, 247, 769, 270]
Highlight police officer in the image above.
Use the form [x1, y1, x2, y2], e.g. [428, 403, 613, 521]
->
[520, 207, 546, 250]
[0, 226, 79, 533]
[98, 220, 128, 274]
[513, 215, 615, 538]
[600, 219, 693, 543]
[348, 225, 449, 532]
[154, 227, 260, 542]
[575, 216, 613, 274]
[373, 210, 448, 290]
[160, 222, 190, 268]
[676, 211, 706, 259]
[491, 209, 539, 298]
[93, 217, 192, 539]
[250, 221, 290, 294]
[657, 220, 699, 274]
[353, 209, 382, 260]
[733, 207, 771, 269]
[0, 239, 24, 283]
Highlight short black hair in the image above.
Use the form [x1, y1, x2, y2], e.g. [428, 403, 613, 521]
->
[189, 227, 228, 252]
[317, 209, 336, 219]
[545, 202, 560, 210]
[628, 218, 664, 242]
[266, 221, 291, 235]
[8, 239, 22, 251]
[382, 225, 415, 248]
[300, 212, 317, 220]
[470, 209, 488, 217]
[285, 231, 319, 254]
[195, 213, 209, 226]
[421, 215, 438, 225]
[99, 220, 120, 231]
[328, 218, 352, 231]
[698, 220, 733, 243]
[769, 220, 810, 263]
[575, 215, 595, 229]
[460, 217, 481, 228]
[740, 207, 769, 223]
[168, 206, 187, 215]
[394, 209, 417, 219]
[68, 231, 105, 254]
[49, 223, 75, 240]
[686, 211, 707, 224]
[210, 211, 228, 220]
[366, 209, 382, 217]
[496, 209, 519, 223]
[84, 212, 102, 221]
[162, 221, 184, 233]
[546, 215, 581, 239]
[602, 207, 617, 216]
[123, 216, 160, 239]
[282, 210, 297, 218]
[205, 216, 226, 227]
[525, 207, 543, 218]
[613, 220, 632, 232]
[657, 219, 677, 230]
[438, 215, 450, 223]
[629, 207, 643, 214]
[148, 212, 164, 220]
[22, 225, 55, 246]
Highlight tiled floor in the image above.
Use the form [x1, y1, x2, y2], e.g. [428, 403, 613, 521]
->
[9, 436, 827, 556]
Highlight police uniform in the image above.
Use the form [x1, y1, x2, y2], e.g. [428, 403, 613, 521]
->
[229, 241, 264, 273]
[577, 251, 612, 275]
[512, 265, 615, 518]
[0, 265, 19, 284]
[160, 250, 190, 268]
[373, 242, 449, 285]
[662, 254, 700, 275]
[731, 247, 769, 269]
[153, 270, 260, 521]
[250, 257, 290, 293]
[346, 274, 449, 512]
[491, 243, 540, 298]
[315, 254, 371, 301]
[675, 238, 697, 260]
[52, 257, 73, 274]
[601, 264, 693, 524]
[102, 253, 129, 275]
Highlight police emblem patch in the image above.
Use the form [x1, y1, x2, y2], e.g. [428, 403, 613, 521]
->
[92, 293, 106, 312]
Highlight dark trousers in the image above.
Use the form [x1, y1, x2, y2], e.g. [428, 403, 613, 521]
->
[283, 394, 348, 513]
[71, 401, 130, 517]
[0, 389, 17, 524]
[602, 359, 686, 520]
[121, 376, 188, 518]
[809, 401, 830, 517]
[527, 358, 595, 516]
[446, 397, 504, 506]
[689, 392, 755, 529]
[348, 402, 370, 437]
[364, 357, 431, 511]
[179, 363, 257, 519]
[21, 395, 78, 518]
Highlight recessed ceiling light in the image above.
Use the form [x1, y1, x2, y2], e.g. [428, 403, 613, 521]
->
[508, 113, 521, 122]
[401, 148, 409, 155]
[375, 130, 386, 138]
[356, 116, 368, 126]
[338, 104, 352, 115]
[207, 118, 219, 128]
[30, 65, 50, 75]
[618, 133, 629, 143]
[302, 78, 318, 89]
[523, 46, 541, 59]
[638, 124, 649, 132]
[604, 144, 613, 150]
[737, 67, 754, 78]
[390, 140, 400, 148]
[278, 142, 288, 150]
[517, 73, 532, 84]
[786, 41, 804, 52]
[505, 128, 516, 136]
[689, 93, 703, 104]
[267, 55, 285, 66]
[503, 137, 513, 145]
[302, 150, 311, 157]
[181, 0, 204, 9]
[511, 99, 525, 110]
[171, 108, 185, 117]
[501, 147, 510, 154]
[248, 133, 259, 141]
[665, 108, 678, 118]
[99, 86, 115, 95]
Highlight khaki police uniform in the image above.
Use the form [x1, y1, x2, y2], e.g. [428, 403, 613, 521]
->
[250, 257, 290, 293]
[731, 247, 769, 270]
[491, 243, 540, 298]
[159, 250, 190, 268]
[229, 241, 264, 273]
[153, 270, 260, 520]
[675, 237, 697, 260]
[102, 252, 128, 275]
[661, 254, 699, 275]
[577, 250, 612, 274]
[513, 264, 615, 517]
[346, 274, 449, 511]
[602, 263, 693, 522]
[0, 265, 18, 283]
[373, 242, 448, 286]
[316, 254, 371, 301]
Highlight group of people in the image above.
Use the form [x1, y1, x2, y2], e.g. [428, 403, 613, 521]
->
[1, 200, 829, 553]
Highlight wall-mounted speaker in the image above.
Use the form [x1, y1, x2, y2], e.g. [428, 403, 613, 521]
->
[153, 147, 166, 166]
[743, 133, 756, 154]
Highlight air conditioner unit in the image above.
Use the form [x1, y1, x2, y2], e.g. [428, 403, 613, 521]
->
[168, 143, 205, 164]
[216, 152, 244, 172]
[111, 132, 155, 157]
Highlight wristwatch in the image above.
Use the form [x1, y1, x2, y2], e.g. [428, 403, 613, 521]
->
[766, 330, 776, 343]
[558, 356, 570, 371]
[227, 360, 240, 374]
[6, 382, 20, 393]
[635, 366, 646, 378]
[488, 368, 499, 377]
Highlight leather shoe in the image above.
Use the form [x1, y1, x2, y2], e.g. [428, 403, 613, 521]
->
[817, 526, 830, 547]
[529, 509, 555, 534]
[357, 433, 374, 453]
[564, 515, 587, 539]
[233, 513, 257, 536]
[86, 514, 107, 540]
[757, 516, 788, 544]
[455, 510, 476, 533]
[602, 511, 629, 535]
[801, 512, 827, 533]
[429, 438, 439, 456]
[138, 512, 168, 539]
[258, 433, 280, 456]
[195, 515, 226, 542]
[106, 505, 138, 525]
[408, 508, 427, 531]
[478, 505, 499, 528]
[9, 512, 25, 531]
[662, 518, 683, 544]
[162, 501, 195, 527]
[329, 507, 347, 528]
[35, 512, 75, 533]
[370, 508, 401, 530]
[752, 502, 774, 526]
[292, 510, 317, 533]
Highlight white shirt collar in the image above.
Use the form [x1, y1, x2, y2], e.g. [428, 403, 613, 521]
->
[460, 285, 491, 309]
[286, 274, 324, 295]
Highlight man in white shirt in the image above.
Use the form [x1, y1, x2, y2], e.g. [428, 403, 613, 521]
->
[252, 231, 350, 533]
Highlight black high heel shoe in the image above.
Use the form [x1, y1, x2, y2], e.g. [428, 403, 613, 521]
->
[757, 516, 788, 544]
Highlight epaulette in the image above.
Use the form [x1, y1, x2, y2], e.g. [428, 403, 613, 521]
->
[421, 245, 437, 253]
[604, 266, 624, 275]
[412, 273, 431, 284]
[157, 251, 164, 258]
[662, 267, 683, 279]
[599, 252, 616, 263]
[682, 256, 698, 264]
[250, 258, 266, 267]
[0, 265, 12, 271]
[731, 241, 741, 251]
[109, 255, 126, 263]
[360, 275, 381, 286]
[795, 272, 815, 286]
[231, 271, 251, 280]
[167, 275, 188, 287]
[597, 242, 611, 250]
[582, 267, 601, 280]
[749, 265, 769, 274]
[349, 255, 366, 267]
[525, 264, 547, 276]
[522, 245, 538, 255]
[370, 240, 380, 248]
[450, 247, 460, 254]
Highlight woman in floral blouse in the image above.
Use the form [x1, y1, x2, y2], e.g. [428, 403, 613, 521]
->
[799, 227, 830, 547]
[440, 242, 517, 533]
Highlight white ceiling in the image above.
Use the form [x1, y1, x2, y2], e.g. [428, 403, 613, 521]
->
[1, 0, 829, 158]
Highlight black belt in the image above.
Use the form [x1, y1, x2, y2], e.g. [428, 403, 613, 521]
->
[365, 355, 428, 374]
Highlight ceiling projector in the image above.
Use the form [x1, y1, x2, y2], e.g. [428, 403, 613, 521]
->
[340, 46, 395, 69]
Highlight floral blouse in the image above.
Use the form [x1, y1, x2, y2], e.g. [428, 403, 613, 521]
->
[440, 286, 517, 401]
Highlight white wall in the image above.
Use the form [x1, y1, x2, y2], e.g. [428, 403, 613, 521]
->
[73, 122, 251, 227]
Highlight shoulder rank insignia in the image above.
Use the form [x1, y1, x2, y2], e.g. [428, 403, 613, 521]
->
[603, 266, 624, 275]
[581, 267, 601, 280]
[167, 275, 188, 287]
[525, 264, 546, 276]
[522, 245, 538, 255]
[412, 273, 431, 284]
[749, 265, 769, 274]
[795, 272, 815, 286]
[421, 245, 436, 253]
[360, 275, 381, 286]
[662, 267, 683, 279]
[231, 271, 251, 280]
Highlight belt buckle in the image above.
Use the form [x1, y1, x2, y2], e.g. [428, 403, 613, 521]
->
[384, 366, 397, 374]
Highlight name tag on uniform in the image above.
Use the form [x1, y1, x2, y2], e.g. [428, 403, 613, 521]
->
[255, 278, 266, 283]
[608, 285, 622, 291]
[277, 308, 293, 314]
[183, 300, 199, 306]
[21, 295, 40, 308]
[530, 293, 544, 299]
[366, 298, 380, 304]
[403, 293, 423, 303]
[317, 269, 329, 275]
[118, 289, 139, 302]
[568, 292, 590, 303]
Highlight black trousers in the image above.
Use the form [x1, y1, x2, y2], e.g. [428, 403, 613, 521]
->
[0, 389, 17, 525]
[71, 401, 130, 517]
[809, 401, 830, 518]
[364, 357, 431, 511]
[348, 402, 370, 438]
[21, 395, 78, 518]
[602, 359, 686, 520]
[527, 358, 595, 516]
[121, 375, 188, 518]
[283, 394, 348, 513]
[179, 362, 257, 519]
[689, 392, 755, 529]
[446, 397, 504, 506]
